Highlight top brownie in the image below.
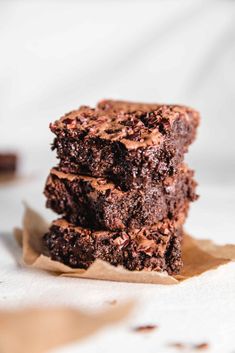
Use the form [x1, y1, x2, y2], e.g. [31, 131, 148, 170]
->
[51, 100, 199, 190]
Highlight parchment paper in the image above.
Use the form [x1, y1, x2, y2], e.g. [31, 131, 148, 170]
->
[0, 302, 133, 353]
[14, 206, 235, 285]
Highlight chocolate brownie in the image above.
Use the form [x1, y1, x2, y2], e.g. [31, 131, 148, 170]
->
[44, 165, 197, 231]
[51, 101, 199, 190]
[43, 210, 186, 274]
[0, 153, 17, 174]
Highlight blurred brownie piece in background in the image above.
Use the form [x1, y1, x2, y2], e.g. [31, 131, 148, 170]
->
[0, 153, 17, 174]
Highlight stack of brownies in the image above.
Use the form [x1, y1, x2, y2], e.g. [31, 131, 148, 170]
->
[43, 100, 199, 275]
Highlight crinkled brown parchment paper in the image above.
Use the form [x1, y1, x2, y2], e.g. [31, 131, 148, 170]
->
[14, 206, 235, 285]
[0, 302, 133, 353]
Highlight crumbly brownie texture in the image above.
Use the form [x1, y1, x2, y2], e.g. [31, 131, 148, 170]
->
[51, 102, 199, 190]
[0, 153, 17, 173]
[43, 212, 186, 274]
[44, 165, 197, 231]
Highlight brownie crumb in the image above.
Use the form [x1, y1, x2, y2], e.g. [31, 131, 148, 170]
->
[133, 324, 157, 333]
[194, 343, 209, 350]
[168, 342, 209, 351]
[168, 342, 186, 350]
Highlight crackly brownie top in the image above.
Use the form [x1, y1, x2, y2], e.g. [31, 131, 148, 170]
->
[97, 99, 200, 123]
[50, 101, 200, 149]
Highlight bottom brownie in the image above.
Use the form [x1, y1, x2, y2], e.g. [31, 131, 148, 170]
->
[43, 213, 185, 275]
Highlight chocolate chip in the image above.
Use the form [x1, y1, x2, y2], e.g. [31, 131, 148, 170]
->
[113, 233, 129, 249]
[105, 128, 122, 134]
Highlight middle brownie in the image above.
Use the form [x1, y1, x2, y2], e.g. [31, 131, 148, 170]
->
[44, 164, 197, 231]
